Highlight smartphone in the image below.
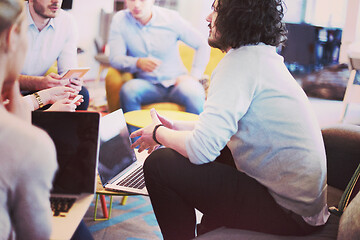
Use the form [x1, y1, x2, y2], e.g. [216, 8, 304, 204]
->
[61, 68, 90, 79]
[70, 95, 82, 104]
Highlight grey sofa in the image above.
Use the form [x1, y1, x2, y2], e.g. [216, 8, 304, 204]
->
[195, 124, 360, 240]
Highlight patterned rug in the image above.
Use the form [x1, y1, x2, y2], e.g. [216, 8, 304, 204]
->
[84, 195, 163, 240]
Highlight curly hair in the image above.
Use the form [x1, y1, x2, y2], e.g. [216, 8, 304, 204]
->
[214, 0, 287, 51]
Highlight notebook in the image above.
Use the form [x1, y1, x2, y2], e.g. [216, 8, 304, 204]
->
[98, 109, 148, 195]
[31, 111, 100, 240]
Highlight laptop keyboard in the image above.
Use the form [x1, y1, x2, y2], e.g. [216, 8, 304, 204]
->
[50, 197, 76, 217]
[116, 166, 145, 189]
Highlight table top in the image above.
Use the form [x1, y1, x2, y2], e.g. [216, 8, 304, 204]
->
[124, 109, 199, 128]
[96, 175, 136, 196]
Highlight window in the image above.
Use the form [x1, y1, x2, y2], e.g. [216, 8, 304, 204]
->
[305, 0, 348, 28]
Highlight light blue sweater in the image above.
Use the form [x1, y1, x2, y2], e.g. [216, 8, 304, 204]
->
[185, 44, 328, 223]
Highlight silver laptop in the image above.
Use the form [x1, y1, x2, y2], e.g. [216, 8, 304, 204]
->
[32, 111, 100, 239]
[98, 109, 148, 195]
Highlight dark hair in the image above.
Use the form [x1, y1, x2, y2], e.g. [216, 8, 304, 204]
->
[214, 0, 287, 51]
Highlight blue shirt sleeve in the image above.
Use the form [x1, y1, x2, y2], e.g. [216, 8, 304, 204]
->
[108, 11, 139, 73]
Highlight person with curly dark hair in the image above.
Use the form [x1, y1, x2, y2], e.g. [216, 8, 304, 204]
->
[131, 0, 329, 239]
[209, 0, 287, 51]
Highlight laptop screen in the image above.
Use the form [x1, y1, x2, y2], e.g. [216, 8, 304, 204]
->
[98, 109, 136, 186]
[31, 111, 100, 194]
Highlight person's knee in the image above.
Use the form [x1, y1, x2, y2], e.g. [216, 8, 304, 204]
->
[177, 80, 205, 99]
[143, 148, 181, 176]
[170, 83, 205, 114]
[143, 148, 168, 175]
[120, 81, 140, 100]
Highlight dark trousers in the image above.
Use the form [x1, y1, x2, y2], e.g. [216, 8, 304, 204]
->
[76, 86, 89, 110]
[143, 147, 321, 240]
[71, 220, 93, 240]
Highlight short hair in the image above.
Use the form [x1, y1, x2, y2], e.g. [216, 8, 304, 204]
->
[0, 0, 23, 35]
[214, 0, 287, 51]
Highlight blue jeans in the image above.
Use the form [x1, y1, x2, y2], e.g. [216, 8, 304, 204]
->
[120, 78, 205, 134]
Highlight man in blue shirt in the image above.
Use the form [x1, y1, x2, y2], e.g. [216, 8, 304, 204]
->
[19, 0, 89, 110]
[108, 0, 210, 118]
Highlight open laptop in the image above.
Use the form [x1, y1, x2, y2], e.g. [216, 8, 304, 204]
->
[31, 111, 100, 239]
[98, 109, 148, 195]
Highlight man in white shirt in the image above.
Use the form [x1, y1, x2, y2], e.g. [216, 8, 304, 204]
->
[19, 0, 89, 110]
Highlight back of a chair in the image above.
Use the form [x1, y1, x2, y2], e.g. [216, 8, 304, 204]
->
[348, 57, 360, 71]
[347, 42, 360, 70]
[338, 191, 360, 240]
[322, 124, 360, 191]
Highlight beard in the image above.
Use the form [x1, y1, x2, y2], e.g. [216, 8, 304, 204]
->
[208, 38, 222, 50]
[207, 27, 224, 51]
[33, 0, 57, 19]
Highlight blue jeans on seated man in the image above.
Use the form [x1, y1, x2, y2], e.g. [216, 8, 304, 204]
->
[120, 78, 205, 136]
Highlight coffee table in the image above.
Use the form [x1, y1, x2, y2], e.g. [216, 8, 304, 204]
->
[124, 109, 199, 128]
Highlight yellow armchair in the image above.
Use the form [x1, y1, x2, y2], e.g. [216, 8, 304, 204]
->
[105, 43, 225, 113]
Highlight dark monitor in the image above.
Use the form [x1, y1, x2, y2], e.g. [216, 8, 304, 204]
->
[61, 0, 73, 10]
[32, 111, 100, 195]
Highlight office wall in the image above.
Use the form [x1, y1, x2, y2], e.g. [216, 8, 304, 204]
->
[177, 0, 213, 38]
[283, 0, 306, 23]
[69, 0, 113, 79]
[339, 0, 360, 63]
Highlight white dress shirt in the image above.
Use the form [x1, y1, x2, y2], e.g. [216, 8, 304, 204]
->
[21, 2, 78, 76]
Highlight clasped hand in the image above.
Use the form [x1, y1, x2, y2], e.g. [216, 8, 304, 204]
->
[136, 57, 162, 73]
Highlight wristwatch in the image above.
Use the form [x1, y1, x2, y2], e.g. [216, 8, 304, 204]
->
[33, 92, 44, 108]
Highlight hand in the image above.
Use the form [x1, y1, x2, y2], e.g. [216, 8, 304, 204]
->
[65, 77, 83, 92]
[69, 95, 84, 106]
[136, 57, 162, 72]
[130, 108, 162, 154]
[38, 86, 78, 105]
[3, 81, 31, 122]
[175, 74, 198, 86]
[47, 98, 77, 112]
[155, 111, 174, 129]
[40, 73, 70, 90]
